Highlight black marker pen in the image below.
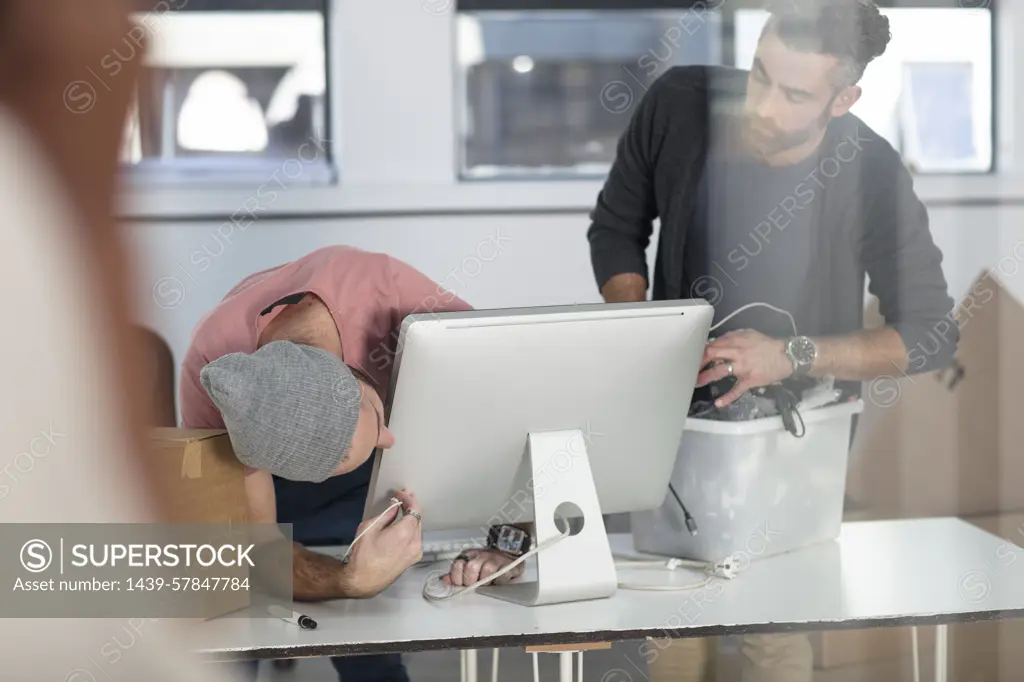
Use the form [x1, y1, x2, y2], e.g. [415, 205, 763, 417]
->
[268, 604, 318, 629]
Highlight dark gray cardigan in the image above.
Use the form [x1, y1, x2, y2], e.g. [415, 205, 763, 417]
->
[587, 64, 959, 377]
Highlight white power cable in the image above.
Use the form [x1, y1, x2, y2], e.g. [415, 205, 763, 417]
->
[709, 301, 798, 337]
[614, 554, 740, 592]
[420, 523, 744, 600]
[423, 539, 740, 599]
[614, 556, 709, 570]
[423, 515, 572, 602]
[617, 575, 714, 591]
[531, 652, 539, 682]
[341, 497, 403, 564]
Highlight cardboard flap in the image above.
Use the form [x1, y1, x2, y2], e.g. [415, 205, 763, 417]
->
[180, 441, 203, 480]
[150, 427, 227, 443]
[149, 428, 231, 480]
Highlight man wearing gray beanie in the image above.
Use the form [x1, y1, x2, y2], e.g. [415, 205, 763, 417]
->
[179, 245, 522, 682]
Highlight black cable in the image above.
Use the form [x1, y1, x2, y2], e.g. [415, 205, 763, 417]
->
[773, 385, 806, 438]
[667, 483, 698, 536]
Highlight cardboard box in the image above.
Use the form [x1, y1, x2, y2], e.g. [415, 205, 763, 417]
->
[149, 428, 248, 524]
[148, 428, 250, 618]
[811, 512, 1024, 673]
[846, 271, 1024, 519]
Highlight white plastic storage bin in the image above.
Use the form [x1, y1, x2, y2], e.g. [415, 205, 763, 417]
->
[631, 399, 864, 563]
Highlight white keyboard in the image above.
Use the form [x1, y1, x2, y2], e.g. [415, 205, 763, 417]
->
[419, 537, 487, 564]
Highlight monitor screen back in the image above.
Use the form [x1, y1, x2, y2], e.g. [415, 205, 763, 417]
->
[364, 301, 713, 532]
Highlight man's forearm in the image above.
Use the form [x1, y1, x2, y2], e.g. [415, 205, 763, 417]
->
[600, 273, 647, 303]
[291, 543, 363, 601]
[807, 326, 908, 381]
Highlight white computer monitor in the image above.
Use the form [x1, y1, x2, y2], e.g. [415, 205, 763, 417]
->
[364, 300, 713, 605]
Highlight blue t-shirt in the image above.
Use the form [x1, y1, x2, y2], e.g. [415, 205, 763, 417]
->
[686, 150, 825, 339]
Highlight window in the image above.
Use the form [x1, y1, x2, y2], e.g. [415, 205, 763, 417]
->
[733, 6, 993, 173]
[456, 5, 723, 179]
[119, 0, 331, 185]
[456, 1, 994, 178]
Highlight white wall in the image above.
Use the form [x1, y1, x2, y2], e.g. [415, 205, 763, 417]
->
[130, 212, 617, 371]
[130, 201, 1018, 378]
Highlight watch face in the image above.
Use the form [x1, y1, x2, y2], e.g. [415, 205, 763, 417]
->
[492, 525, 529, 556]
[791, 337, 816, 364]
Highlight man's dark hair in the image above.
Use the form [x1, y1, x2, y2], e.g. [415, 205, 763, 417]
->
[762, 0, 892, 89]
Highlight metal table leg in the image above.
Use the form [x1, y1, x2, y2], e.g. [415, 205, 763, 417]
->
[911, 626, 921, 682]
[935, 624, 948, 682]
[559, 651, 573, 682]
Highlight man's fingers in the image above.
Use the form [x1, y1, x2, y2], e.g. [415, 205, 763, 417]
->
[449, 550, 522, 587]
[703, 344, 740, 364]
[394, 488, 421, 516]
[715, 380, 750, 408]
[448, 557, 465, 586]
[394, 489, 424, 536]
[463, 557, 485, 585]
[696, 362, 731, 387]
[365, 500, 402, 536]
[360, 496, 407, 541]
[385, 514, 423, 550]
[479, 559, 502, 583]
[494, 561, 524, 585]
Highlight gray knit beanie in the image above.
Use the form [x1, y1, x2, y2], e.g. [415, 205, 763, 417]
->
[199, 340, 361, 482]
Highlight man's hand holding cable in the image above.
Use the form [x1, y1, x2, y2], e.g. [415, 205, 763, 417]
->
[445, 548, 524, 587]
[340, 489, 423, 598]
[695, 329, 792, 407]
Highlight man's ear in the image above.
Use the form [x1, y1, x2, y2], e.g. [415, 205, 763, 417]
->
[830, 85, 861, 117]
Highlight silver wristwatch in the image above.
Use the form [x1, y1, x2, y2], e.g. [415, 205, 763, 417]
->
[785, 336, 817, 376]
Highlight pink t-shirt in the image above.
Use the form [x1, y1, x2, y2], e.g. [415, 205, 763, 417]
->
[179, 246, 472, 456]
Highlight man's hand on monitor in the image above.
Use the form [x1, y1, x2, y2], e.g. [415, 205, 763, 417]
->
[445, 548, 524, 587]
[340, 489, 424, 598]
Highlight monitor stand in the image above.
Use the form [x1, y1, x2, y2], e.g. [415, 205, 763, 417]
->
[476, 429, 618, 607]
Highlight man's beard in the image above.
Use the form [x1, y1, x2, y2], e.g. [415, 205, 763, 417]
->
[742, 101, 834, 159]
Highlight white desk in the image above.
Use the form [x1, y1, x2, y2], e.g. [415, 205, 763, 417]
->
[191, 518, 1024, 677]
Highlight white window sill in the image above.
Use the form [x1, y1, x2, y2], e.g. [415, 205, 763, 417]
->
[119, 173, 1024, 223]
[119, 180, 607, 220]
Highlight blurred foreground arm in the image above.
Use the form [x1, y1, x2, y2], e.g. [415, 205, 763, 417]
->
[0, 2, 249, 680]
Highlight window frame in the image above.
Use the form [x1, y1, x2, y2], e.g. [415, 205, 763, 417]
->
[124, 0, 335, 188]
[453, 7, 727, 181]
[456, 0, 997, 178]
[123, 0, 1017, 222]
